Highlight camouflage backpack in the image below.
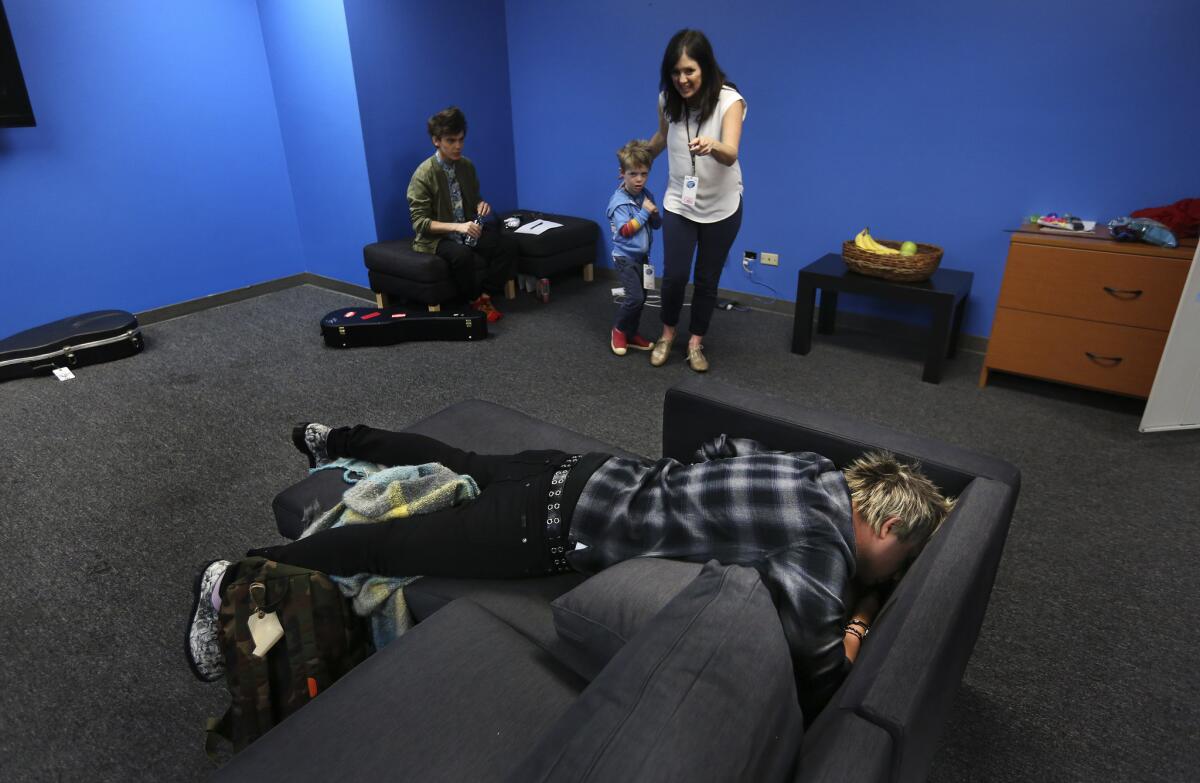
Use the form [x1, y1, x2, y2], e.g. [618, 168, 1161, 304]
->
[205, 557, 372, 757]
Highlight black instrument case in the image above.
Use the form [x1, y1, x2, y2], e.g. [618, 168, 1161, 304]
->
[320, 307, 487, 348]
[0, 310, 144, 382]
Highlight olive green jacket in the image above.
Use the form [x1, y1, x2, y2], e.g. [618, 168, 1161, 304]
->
[406, 154, 482, 254]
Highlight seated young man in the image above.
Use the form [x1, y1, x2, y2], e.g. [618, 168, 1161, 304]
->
[408, 106, 518, 321]
[188, 423, 954, 716]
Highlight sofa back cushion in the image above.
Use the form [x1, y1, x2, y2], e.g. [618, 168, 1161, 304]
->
[663, 376, 1020, 497]
[550, 558, 703, 679]
[510, 561, 804, 783]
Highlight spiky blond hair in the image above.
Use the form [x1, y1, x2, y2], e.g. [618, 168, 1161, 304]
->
[844, 450, 955, 548]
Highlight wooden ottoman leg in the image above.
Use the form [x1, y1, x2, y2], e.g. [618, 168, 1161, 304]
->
[375, 292, 390, 308]
[583, 263, 594, 282]
[505, 279, 517, 300]
[427, 304, 441, 313]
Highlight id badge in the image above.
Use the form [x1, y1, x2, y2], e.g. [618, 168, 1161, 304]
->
[643, 263, 656, 291]
[681, 175, 699, 207]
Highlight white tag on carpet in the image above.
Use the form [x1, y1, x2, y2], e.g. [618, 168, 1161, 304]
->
[53, 368, 75, 381]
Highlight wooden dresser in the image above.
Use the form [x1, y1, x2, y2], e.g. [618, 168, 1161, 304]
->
[980, 225, 1196, 397]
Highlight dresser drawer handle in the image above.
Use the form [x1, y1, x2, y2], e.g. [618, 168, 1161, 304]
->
[1102, 286, 1143, 300]
[1085, 351, 1123, 367]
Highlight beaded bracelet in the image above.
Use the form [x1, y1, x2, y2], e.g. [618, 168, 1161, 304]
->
[844, 625, 865, 641]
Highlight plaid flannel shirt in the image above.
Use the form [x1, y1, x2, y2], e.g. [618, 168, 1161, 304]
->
[570, 434, 856, 711]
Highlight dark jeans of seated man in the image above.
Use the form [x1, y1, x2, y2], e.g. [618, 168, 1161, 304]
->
[435, 224, 518, 301]
[251, 427, 607, 579]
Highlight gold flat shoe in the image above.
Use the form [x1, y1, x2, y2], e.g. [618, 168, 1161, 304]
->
[687, 344, 709, 373]
[650, 337, 673, 367]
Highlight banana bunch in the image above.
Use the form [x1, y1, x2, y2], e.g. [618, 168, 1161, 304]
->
[853, 228, 900, 256]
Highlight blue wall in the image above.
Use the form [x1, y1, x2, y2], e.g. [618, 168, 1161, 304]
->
[256, 0, 377, 283]
[2, 1, 1193, 342]
[0, 0, 305, 339]
[343, 0, 518, 243]
[504, 0, 1200, 336]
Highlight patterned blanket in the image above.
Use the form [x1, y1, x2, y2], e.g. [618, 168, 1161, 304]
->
[300, 459, 479, 648]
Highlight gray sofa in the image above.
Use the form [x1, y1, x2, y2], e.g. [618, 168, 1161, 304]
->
[219, 376, 1020, 782]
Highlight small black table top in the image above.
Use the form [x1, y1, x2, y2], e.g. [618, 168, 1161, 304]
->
[799, 254, 973, 302]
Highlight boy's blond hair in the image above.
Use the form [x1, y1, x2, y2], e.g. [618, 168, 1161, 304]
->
[843, 450, 956, 550]
[617, 139, 654, 172]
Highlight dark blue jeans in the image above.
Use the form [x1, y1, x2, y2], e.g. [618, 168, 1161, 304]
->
[612, 255, 647, 336]
[660, 200, 743, 337]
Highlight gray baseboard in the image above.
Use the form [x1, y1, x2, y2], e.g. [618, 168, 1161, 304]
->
[136, 273, 373, 326]
[137, 269, 987, 354]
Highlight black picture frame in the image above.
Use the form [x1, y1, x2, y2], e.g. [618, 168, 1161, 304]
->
[0, 0, 35, 128]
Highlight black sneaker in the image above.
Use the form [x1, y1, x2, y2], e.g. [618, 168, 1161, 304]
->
[185, 559, 231, 683]
[291, 422, 332, 468]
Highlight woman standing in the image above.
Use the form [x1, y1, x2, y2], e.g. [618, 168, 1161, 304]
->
[647, 29, 746, 372]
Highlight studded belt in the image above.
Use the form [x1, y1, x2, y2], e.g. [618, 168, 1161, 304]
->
[544, 454, 581, 574]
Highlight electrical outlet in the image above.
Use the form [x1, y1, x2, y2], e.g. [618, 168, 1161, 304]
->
[761, 252, 779, 266]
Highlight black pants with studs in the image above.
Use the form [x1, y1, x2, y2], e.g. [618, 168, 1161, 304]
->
[252, 426, 605, 579]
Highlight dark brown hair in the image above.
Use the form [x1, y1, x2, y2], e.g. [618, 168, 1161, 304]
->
[427, 106, 466, 139]
[659, 29, 732, 125]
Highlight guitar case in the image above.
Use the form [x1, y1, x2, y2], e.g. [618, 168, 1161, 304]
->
[320, 306, 487, 348]
[0, 309, 144, 382]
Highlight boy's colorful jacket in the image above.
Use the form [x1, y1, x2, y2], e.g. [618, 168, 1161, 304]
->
[607, 185, 662, 259]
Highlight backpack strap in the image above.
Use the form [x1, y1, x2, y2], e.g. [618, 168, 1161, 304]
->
[280, 573, 317, 707]
[224, 562, 277, 748]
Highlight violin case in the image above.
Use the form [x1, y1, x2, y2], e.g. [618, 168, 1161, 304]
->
[320, 306, 487, 348]
[0, 310, 144, 382]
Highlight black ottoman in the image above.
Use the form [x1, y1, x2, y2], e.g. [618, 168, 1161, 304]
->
[363, 240, 516, 311]
[499, 211, 600, 301]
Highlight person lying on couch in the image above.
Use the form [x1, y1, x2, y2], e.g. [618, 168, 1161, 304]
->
[188, 422, 954, 716]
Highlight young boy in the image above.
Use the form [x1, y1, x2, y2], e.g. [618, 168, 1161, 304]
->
[607, 140, 662, 355]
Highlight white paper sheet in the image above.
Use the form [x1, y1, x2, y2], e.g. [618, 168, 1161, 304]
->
[514, 219, 563, 235]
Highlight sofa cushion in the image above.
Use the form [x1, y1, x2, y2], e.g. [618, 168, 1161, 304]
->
[363, 240, 460, 284]
[271, 468, 352, 539]
[508, 561, 804, 783]
[550, 557, 703, 679]
[407, 573, 586, 623]
[214, 598, 586, 782]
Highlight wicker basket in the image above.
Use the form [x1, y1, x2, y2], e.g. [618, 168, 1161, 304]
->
[841, 240, 943, 282]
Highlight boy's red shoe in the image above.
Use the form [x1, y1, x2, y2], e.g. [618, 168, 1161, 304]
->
[626, 334, 654, 351]
[471, 295, 504, 322]
[611, 328, 628, 356]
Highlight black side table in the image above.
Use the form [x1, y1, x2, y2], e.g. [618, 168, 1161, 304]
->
[791, 254, 974, 384]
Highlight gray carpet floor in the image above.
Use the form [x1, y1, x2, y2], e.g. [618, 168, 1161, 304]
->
[1, 278, 1197, 781]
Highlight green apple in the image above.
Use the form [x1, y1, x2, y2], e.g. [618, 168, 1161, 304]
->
[900, 241, 918, 256]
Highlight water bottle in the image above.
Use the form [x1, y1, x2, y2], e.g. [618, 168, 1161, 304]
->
[464, 215, 483, 247]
